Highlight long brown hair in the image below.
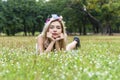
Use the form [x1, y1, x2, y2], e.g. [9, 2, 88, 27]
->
[40, 17, 67, 50]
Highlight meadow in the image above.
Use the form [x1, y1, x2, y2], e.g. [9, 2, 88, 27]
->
[0, 36, 120, 80]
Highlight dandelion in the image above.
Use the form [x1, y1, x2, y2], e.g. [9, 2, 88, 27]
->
[64, 63, 68, 67]
[74, 77, 78, 80]
[87, 72, 94, 77]
[95, 63, 101, 69]
[79, 67, 83, 70]
[2, 63, 6, 67]
[118, 55, 120, 59]
[73, 65, 77, 69]
[6, 70, 9, 73]
[103, 71, 109, 75]
[48, 67, 51, 70]
[16, 62, 21, 69]
[34, 71, 37, 74]
[26, 63, 28, 66]
[95, 71, 101, 76]
[42, 71, 45, 74]
[45, 74, 49, 78]
[90, 61, 93, 64]
[60, 74, 65, 79]
[83, 68, 88, 72]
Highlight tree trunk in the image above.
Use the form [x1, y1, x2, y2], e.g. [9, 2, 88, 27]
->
[24, 26, 27, 36]
[6, 29, 10, 36]
[79, 26, 82, 35]
[83, 24, 86, 35]
[82, 10, 102, 34]
[32, 25, 35, 36]
[117, 26, 119, 33]
[108, 23, 112, 35]
[23, 19, 27, 36]
[81, 16, 87, 35]
[104, 21, 113, 35]
[86, 12, 100, 33]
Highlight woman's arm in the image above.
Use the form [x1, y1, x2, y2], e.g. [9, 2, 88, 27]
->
[37, 35, 44, 53]
[37, 35, 56, 54]
[44, 40, 55, 53]
[55, 41, 60, 51]
[44, 32, 56, 53]
[55, 33, 66, 51]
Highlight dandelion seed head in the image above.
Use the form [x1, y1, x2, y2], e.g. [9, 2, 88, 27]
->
[61, 74, 65, 79]
[6, 70, 9, 73]
[88, 72, 94, 77]
[34, 71, 37, 74]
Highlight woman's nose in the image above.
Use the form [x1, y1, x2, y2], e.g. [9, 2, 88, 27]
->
[53, 28, 57, 32]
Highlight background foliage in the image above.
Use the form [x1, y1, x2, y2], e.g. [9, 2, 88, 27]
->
[0, 0, 120, 36]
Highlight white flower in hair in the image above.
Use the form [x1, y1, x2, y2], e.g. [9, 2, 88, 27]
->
[51, 14, 59, 19]
[59, 16, 63, 20]
[45, 14, 63, 23]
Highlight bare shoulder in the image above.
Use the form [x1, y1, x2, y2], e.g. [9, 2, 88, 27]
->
[37, 34, 44, 42]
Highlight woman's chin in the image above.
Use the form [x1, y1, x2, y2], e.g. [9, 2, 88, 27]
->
[53, 36, 59, 39]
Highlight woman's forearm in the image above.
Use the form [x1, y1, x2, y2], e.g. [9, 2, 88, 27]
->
[55, 41, 60, 51]
[44, 41, 55, 53]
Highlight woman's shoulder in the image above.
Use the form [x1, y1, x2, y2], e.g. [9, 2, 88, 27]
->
[37, 34, 42, 37]
[36, 34, 46, 45]
[36, 34, 45, 40]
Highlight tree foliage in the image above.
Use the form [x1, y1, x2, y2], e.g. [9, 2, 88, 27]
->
[0, 0, 120, 36]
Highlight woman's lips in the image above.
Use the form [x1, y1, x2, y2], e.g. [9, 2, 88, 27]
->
[52, 33, 57, 35]
[52, 33, 60, 38]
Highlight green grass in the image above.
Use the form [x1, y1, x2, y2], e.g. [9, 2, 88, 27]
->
[0, 36, 120, 80]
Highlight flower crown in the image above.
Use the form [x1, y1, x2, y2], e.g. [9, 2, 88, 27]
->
[45, 14, 63, 23]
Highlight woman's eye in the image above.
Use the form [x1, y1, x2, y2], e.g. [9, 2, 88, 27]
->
[56, 26, 61, 29]
[49, 26, 54, 29]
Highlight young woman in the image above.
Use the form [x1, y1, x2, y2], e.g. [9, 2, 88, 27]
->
[36, 14, 80, 54]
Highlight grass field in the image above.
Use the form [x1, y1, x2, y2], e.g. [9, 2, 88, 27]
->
[0, 36, 120, 80]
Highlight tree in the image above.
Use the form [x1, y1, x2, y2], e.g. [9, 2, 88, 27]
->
[86, 0, 120, 35]
[1, 0, 44, 36]
[101, 0, 120, 35]
[0, 0, 120, 36]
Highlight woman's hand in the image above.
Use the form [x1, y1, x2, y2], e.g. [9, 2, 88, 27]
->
[56, 33, 64, 41]
[47, 32, 64, 41]
[47, 32, 55, 41]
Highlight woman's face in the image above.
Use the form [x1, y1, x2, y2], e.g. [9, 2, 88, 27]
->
[48, 21, 62, 39]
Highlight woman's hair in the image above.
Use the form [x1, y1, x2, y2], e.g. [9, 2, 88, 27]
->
[41, 14, 66, 37]
[40, 14, 67, 50]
